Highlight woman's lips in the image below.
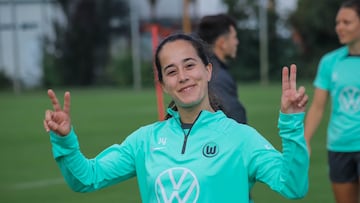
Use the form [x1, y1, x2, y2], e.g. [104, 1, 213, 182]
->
[179, 84, 195, 92]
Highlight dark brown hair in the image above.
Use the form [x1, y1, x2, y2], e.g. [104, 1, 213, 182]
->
[341, 0, 360, 18]
[196, 14, 237, 45]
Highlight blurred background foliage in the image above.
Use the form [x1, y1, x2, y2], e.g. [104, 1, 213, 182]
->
[0, 70, 12, 89]
[224, 0, 342, 82]
[35, 0, 344, 88]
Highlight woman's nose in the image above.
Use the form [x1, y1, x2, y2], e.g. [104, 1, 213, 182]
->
[178, 69, 189, 83]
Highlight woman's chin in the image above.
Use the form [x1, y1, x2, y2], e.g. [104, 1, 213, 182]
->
[176, 100, 201, 109]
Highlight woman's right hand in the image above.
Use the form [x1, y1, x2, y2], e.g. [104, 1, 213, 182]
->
[43, 89, 71, 136]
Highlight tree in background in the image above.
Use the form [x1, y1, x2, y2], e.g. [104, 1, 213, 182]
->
[221, 0, 343, 82]
[149, 0, 157, 21]
[41, 0, 342, 86]
[289, 0, 342, 78]
[221, 0, 297, 82]
[42, 0, 130, 86]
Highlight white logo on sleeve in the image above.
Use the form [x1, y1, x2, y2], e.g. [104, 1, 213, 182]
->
[151, 146, 166, 151]
[155, 167, 200, 203]
[158, 137, 167, 145]
[264, 144, 273, 150]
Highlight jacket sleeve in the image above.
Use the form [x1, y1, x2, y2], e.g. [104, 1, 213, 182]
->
[49, 127, 137, 192]
[247, 112, 309, 199]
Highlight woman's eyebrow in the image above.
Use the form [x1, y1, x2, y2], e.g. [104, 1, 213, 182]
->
[163, 63, 175, 71]
[183, 57, 196, 63]
[163, 57, 196, 70]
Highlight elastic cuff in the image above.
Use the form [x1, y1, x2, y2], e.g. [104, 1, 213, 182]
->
[278, 112, 305, 135]
[49, 127, 79, 158]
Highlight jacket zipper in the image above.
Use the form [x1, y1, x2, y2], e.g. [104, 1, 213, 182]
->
[180, 111, 202, 154]
[181, 131, 190, 154]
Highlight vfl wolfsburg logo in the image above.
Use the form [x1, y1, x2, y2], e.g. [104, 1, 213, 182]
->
[202, 142, 219, 158]
[339, 87, 360, 113]
[155, 167, 200, 203]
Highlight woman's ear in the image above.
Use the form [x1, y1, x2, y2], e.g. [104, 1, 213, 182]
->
[161, 82, 169, 94]
[207, 63, 213, 82]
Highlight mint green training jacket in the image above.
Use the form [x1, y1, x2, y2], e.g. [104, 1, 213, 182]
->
[49, 109, 309, 203]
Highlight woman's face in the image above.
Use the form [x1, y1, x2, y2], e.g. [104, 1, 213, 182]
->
[158, 40, 212, 109]
[335, 7, 360, 45]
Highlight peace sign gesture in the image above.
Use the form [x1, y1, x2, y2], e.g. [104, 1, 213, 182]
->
[43, 89, 71, 136]
[281, 64, 308, 114]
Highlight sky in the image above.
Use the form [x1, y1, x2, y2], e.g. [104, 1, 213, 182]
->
[138, 0, 298, 19]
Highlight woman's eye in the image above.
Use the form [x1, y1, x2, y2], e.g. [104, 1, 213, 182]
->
[166, 70, 176, 76]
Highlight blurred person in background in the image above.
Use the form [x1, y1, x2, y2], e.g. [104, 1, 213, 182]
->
[196, 13, 247, 124]
[196, 13, 253, 202]
[305, 1, 360, 202]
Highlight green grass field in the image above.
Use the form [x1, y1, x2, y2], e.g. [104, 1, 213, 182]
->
[0, 83, 333, 203]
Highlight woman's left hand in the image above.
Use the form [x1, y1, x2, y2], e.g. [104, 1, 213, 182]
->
[281, 64, 308, 114]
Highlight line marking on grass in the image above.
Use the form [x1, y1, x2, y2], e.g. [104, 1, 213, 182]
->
[12, 178, 65, 190]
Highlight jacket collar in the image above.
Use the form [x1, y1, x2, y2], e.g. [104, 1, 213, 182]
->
[166, 108, 226, 125]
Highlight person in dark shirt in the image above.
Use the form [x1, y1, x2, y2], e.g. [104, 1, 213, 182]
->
[196, 13, 247, 124]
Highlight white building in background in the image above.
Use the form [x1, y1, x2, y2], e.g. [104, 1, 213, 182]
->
[0, 0, 297, 89]
[0, 0, 63, 88]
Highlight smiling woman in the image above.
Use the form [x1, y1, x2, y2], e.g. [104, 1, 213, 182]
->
[43, 33, 310, 203]
[305, 1, 360, 203]
[156, 38, 213, 117]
